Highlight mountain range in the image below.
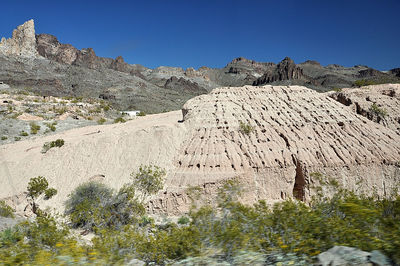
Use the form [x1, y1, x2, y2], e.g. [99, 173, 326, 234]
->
[1, 20, 399, 113]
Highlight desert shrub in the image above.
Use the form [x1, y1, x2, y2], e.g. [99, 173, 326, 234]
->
[97, 117, 106, 124]
[178, 216, 190, 225]
[0, 201, 14, 218]
[114, 117, 126, 123]
[65, 182, 144, 231]
[65, 182, 113, 230]
[14, 136, 21, 141]
[1, 136, 7, 140]
[1, 173, 400, 265]
[44, 188, 57, 200]
[354, 79, 377, 87]
[45, 121, 57, 132]
[27, 176, 57, 215]
[130, 165, 166, 201]
[370, 103, 387, 118]
[54, 107, 67, 115]
[332, 87, 342, 92]
[30, 122, 41, 134]
[42, 139, 64, 153]
[137, 111, 146, 116]
[19, 130, 29, 137]
[239, 121, 253, 135]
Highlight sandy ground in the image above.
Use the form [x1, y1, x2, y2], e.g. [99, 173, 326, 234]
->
[0, 110, 185, 214]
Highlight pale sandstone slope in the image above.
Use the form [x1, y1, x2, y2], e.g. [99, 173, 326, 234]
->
[0, 111, 186, 213]
[329, 84, 400, 134]
[1, 85, 400, 215]
[151, 85, 400, 213]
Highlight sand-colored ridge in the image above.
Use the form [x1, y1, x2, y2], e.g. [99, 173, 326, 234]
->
[1, 85, 400, 215]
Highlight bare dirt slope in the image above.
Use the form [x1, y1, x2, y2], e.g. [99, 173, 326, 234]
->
[1, 85, 400, 216]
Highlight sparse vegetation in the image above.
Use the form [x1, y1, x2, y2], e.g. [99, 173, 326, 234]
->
[14, 136, 21, 141]
[137, 111, 146, 116]
[30, 122, 41, 134]
[370, 103, 387, 118]
[45, 121, 57, 132]
[239, 120, 254, 135]
[65, 181, 145, 231]
[1, 136, 7, 140]
[114, 116, 126, 123]
[41, 139, 65, 153]
[26, 176, 57, 215]
[0, 201, 14, 218]
[19, 130, 28, 137]
[354, 78, 400, 88]
[130, 165, 166, 201]
[97, 117, 106, 125]
[177, 216, 190, 225]
[0, 178, 400, 264]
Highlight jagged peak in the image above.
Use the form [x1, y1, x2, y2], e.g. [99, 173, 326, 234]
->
[0, 19, 39, 58]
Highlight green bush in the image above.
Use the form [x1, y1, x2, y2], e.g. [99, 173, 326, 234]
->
[14, 136, 21, 141]
[44, 121, 57, 132]
[354, 79, 377, 87]
[42, 139, 64, 153]
[27, 176, 57, 215]
[65, 182, 145, 231]
[130, 165, 166, 201]
[370, 103, 387, 118]
[97, 117, 106, 125]
[0, 201, 14, 218]
[178, 216, 190, 225]
[1, 136, 7, 140]
[137, 111, 146, 116]
[114, 117, 126, 123]
[239, 120, 253, 135]
[30, 122, 41, 134]
[19, 130, 29, 137]
[65, 182, 114, 230]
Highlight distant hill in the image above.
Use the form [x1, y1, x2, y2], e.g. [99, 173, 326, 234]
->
[1, 20, 399, 113]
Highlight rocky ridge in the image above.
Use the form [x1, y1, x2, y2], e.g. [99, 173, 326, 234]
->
[1, 20, 400, 114]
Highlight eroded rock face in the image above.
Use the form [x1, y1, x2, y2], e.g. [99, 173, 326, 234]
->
[149, 85, 400, 214]
[1, 85, 400, 216]
[164, 76, 208, 94]
[253, 57, 306, 85]
[36, 33, 78, 64]
[329, 84, 400, 134]
[0, 20, 38, 58]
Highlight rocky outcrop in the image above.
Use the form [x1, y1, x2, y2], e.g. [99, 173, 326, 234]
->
[0, 20, 38, 58]
[390, 68, 400, 77]
[253, 57, 306, 85]
[318, 246, 391, 266]
[358, 68, 388, 78]
[36, 33, 134, 73]
[329, 84, 400, 134]
[36, 33, 78, 64]
[164, 76, 208, 94]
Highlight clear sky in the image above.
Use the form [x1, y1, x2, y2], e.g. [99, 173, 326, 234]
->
[0, 0, 399, 70]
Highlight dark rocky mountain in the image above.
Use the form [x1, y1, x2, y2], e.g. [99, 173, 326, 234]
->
[1, 20, 399, 113]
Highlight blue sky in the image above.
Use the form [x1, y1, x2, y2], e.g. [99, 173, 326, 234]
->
[0, 0, 399, 70]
